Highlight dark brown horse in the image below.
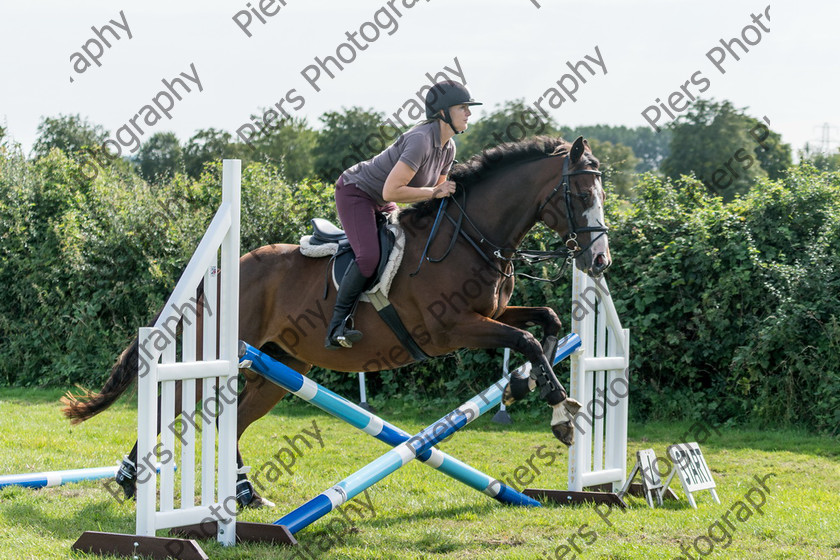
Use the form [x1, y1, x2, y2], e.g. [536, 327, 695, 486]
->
[62, 135, 610, 508]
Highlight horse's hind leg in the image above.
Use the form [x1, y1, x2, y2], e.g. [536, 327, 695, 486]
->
[234, 342, 312, 508]
[115, 380, 188, 499]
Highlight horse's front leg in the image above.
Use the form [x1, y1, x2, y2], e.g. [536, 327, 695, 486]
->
[495, 306, 561, 404]
[494, 306, 562, 339]
[495, 306, 562, 370]
[440, 313, 580, 446]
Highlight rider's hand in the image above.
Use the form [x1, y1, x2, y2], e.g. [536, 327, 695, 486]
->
[433, 180, 456, 199]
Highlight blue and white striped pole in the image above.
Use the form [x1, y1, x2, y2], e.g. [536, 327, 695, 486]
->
[240, 344, 541, 510]
[273, 370, 515, 533]
[0, 464, 170, 490]
[239, 333, 581, 535]
[0, 466, 120, 490]
[0, 463, 171, 489]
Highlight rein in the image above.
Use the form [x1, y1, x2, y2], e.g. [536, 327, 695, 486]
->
[410, 153, 608, 282]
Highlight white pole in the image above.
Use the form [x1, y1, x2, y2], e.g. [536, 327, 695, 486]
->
[492, 348, 513, 424]
[358, 372, 372, 411]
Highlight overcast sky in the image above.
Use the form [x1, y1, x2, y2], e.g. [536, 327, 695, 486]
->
[2, 0, 837, 156]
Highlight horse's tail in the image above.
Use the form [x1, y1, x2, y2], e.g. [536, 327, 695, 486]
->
[60, 331, 147, 424]
[60, 277, 208, 424]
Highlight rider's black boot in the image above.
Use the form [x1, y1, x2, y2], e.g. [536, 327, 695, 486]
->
[325, 261, 369, 349]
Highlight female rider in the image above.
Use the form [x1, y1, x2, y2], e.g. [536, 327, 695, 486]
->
[325, 80, 482, 349]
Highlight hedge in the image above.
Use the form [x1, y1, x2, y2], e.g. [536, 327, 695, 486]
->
[1, 145, 837, 433]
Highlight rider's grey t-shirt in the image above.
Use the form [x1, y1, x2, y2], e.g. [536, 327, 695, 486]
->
[342, 121, 455, 205]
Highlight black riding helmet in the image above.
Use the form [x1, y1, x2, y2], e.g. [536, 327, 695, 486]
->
[425, 80, 482, 134]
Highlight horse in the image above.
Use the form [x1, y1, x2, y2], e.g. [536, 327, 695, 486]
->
[61, 135, 610, 508]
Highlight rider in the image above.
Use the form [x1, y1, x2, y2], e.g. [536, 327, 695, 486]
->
[325, 80, 482, 349]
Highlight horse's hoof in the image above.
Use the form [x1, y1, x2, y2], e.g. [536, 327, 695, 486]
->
[246, 495, 276, 509]
[550, 398, 583, 446]
[502, 376, 533, 406]
[115, 457, 137, 500]
[552, 422, 575, 446]
[563, 397, 582, 416]
[236, 479, 275, 509]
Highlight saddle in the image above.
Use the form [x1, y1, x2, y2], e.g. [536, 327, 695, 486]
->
[300, 216, 429, 361]
[307, 217, 396, 296]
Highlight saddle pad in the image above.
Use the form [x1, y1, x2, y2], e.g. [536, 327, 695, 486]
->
[299, 224, 405, 301]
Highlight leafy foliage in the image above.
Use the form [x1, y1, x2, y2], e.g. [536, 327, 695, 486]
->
[571, 124, 671, 173]
[585, 138, 638, 199]
[454, 99, 558, 161]
[0, 146, 327, 387]
[137, 132, 184, 183]
[312, 107, 393, 182]
[31, 114, 109, 158]
[605, 168, 840, 432]
[183, 128, 248, 179]
[246, 114, 317, 183]
[661, 99, 792, 201]
[799, 144, 840, 173]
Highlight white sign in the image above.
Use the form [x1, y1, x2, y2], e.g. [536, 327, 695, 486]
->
[663, 442, 720, 508]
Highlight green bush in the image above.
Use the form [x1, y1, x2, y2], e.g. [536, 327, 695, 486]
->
[0, 148, 333, 388]
[602, 167, 840, 432]
[1, 144, 837, 434]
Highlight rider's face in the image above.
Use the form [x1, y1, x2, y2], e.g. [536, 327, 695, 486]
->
[447, 104, 472, 132]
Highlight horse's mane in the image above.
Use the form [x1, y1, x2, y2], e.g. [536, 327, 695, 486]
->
[400, 136, 573, 220]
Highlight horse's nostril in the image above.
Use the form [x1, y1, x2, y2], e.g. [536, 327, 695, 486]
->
[592, 253, 610, 272]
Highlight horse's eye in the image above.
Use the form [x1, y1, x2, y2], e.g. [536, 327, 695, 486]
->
[577, 192, 591, 203]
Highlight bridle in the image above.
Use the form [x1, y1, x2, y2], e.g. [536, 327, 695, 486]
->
[532, 155, 608, 264]
[410, 152, 609, 282]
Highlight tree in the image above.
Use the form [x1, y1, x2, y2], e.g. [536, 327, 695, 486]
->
[137, 132, 183, 183]
[454, 99, 560, 161]
[586, 139, 638, 199]
[313, 107, 388, 182]
[183, 128, 243, 178]
[248, 113, 317, 183]
[661, 99, 791, 201]
[798, 143, 840, 172]
[747, 117, 791, 180]
[32, 114, 109, 158]
[572, 124, 671, 172]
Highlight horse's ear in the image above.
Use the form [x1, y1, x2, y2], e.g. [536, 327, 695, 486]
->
[570, 136, 585, 164]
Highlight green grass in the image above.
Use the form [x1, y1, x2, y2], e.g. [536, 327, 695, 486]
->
[1, 388, 839, 559]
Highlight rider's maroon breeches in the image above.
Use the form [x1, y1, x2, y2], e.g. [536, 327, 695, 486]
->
[335, 176, 397, 278]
